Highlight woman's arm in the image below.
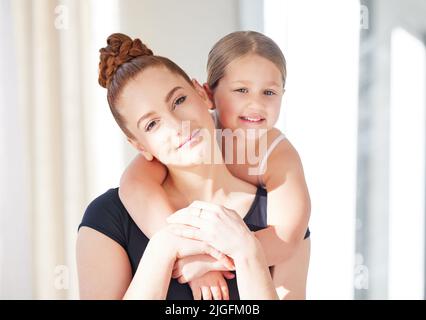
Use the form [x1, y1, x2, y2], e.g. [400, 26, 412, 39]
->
[232, 236, 278, 300]
[120, 154, 234, 300]
[77, 227, 133, 299]
[77, 225, 225, 299]
[77, 226, 175, 299]
[123, 231, 178, 299]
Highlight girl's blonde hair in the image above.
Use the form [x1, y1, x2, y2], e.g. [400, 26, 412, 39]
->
[207, 31, 287, 90]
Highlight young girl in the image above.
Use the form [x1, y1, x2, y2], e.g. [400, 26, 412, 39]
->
[119, 31, 311, 299]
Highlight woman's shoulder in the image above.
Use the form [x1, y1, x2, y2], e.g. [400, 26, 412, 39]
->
[83, 188, 126, 219]
[79, 188, 130, 248]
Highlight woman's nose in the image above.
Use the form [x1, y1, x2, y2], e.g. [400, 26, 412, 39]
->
[166, 114, 191, 137]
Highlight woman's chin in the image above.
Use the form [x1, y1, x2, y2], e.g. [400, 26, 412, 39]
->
[160, 149, 209, 167]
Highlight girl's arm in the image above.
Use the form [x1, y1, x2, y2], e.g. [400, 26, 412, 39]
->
[258, 133, 311, 265]
[172, 132, 310, 280]
[225, 128, 311, 267]
[119, 154, 173, 238]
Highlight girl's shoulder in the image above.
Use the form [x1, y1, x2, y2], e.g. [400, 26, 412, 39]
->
[265, 127, 286, 145]
[258, 127, 289, 163]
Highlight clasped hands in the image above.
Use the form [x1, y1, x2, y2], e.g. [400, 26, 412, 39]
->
[161, 200, 257, 300]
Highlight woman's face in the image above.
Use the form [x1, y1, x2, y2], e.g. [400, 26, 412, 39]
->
[211, 54, 284, 133]
[118, 66, 215, 166]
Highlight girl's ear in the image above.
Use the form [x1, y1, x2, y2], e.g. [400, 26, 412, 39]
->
[192, 78, 214, 110]
[127, 138, 154, 161]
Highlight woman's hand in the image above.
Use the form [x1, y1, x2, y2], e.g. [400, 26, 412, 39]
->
[152, 224, 226, 261]
[166, 201, 258, 260]
[172, 255, 235, 283]
[187, 271, 235, 300]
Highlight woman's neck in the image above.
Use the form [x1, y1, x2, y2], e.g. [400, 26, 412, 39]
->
[163, 162, 255, 207]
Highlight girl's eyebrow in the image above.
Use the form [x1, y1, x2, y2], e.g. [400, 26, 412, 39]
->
[265, 81, 281, 87]
[230, 80, 251, 85]
[231, 80, 281, 87]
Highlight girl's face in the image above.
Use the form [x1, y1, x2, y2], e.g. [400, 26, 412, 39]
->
[211, 54, 284, 133]
[119, 66, 215, 167]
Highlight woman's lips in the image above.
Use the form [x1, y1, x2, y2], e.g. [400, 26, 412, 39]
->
[178, 128, 201, 149]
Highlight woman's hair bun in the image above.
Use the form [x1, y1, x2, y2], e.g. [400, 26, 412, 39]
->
[98, 33, 153, 88]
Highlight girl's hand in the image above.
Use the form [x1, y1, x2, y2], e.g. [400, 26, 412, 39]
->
[166, 201, 257, 259]
[172, 255, 235, 283]
[187, 271, 235, 300]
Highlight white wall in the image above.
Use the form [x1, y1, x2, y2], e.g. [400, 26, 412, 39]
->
[264, 0, 360, 299]
[119, 0, 239, 86]
[0, 0, 32, 299]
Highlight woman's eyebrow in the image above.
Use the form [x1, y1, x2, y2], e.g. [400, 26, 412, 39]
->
[165, 86, 183, 103]
[136, 86, 184, 129]
[137, 111, 156, 129]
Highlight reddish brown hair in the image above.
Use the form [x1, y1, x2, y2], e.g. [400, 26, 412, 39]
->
[98, 33, 193, 139]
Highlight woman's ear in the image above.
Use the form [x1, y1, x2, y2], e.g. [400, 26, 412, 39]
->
[202, 83, 214, 103]
[127, 138, 154, 161]
[140, 151, 154, 161]
[192, 78, 214, 110]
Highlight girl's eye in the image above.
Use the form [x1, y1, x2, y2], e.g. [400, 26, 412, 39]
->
[264, 90, 276, 96]
[235, 88, 248, 93]
[145, 120, 158, 132]
[173, 96, 187, 110]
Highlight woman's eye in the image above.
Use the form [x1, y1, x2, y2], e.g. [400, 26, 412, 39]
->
[173, 96, 187, 109]
[145, 120, 158, 132]
[264, 90, 276, 96]
[235, 88, 248, 93]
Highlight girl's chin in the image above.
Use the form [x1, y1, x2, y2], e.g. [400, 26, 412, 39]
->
[220, 124, 268, 138]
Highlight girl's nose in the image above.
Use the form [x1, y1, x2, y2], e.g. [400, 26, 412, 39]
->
[247, 96, 265, 110]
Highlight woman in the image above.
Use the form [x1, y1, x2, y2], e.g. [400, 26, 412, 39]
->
[77, 33, 309, 299]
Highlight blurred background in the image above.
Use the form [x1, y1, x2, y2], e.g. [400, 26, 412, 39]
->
[0, 0, 425, 300]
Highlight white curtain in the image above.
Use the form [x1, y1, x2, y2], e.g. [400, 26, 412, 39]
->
[0, 0, 126, 299]
[0, 0, 241, 299]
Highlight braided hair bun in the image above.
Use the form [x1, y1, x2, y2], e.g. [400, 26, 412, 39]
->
[98, 33, 153, 88]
